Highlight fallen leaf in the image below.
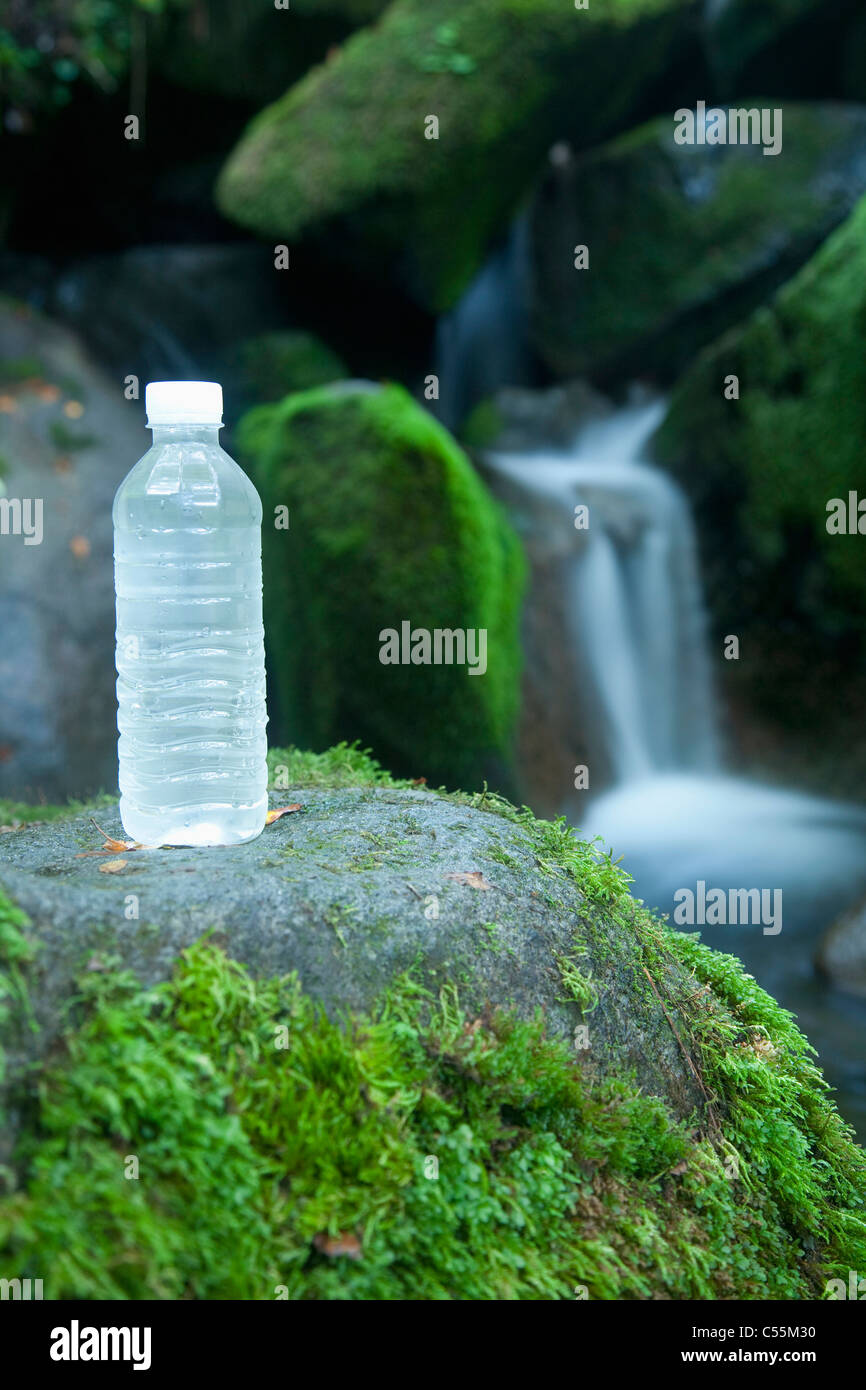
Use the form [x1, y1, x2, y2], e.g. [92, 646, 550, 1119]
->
[54, 454, 72, 473]
[313, 1231, 362, 1260]
[265, 803, 302, 824]
[74, 817, 143, 856]
[411, 776, 427, 786]
[69, 534, 90, 559]
[63, 400, 85, 419]
[99, 858, 128, 874]
[444, 871, 494, 891]
[0, 395, 17, 413]
[36, 382, 61, 403]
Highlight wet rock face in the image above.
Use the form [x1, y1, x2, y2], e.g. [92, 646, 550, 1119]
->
[0, 784, 705, 1122]
[0, 301, 143, 802]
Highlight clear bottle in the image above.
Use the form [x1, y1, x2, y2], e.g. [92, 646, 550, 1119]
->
[113, 381, 268, 846]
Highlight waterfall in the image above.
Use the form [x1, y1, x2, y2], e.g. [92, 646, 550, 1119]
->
[471, 367, 866, 1132]
[434, 213, 534, 432]
[485, 395, 719, 783]
[483, 388, 866, 939]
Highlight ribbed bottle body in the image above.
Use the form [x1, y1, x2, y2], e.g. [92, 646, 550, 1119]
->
[113, 427, 268, 845]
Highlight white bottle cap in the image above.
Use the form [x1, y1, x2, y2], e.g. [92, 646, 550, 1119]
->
[145, 380, 223, 426]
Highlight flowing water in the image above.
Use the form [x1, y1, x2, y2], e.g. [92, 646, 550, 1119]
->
[483, 396, 866, 1135]
[434, 214, 533, 431]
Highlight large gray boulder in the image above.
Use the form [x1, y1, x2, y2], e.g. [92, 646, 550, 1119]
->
[0, 301, 143, 802]
[3, 750, 865, 1300]
[0, 780, 703, 1121]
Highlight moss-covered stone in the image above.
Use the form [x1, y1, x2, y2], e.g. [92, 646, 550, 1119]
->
[226, 330, 348, 410]
[216, 0, 698, 311]
[237, 382, 525, 794]
[529, 102, 866, 383]
[651, 194, 866, 797]
[0, 744, 864, 1300]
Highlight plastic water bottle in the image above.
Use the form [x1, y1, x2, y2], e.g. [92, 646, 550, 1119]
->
[113, 381, 268, 845]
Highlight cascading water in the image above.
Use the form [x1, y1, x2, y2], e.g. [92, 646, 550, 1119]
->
[482, 390, 866, 1133]
[486, 397, 719, 782]
[434, 213, 533, 432]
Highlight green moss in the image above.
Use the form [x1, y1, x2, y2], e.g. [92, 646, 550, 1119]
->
[2, 746, 864, 1299]
[0, 792, 116, 828]
[0, 356, 43, 385]
[0, 1, 158, 115]
[240, 385, 526, 794]
[48, 420, 98, 452]
[267, 739, 415, 791]
[217, 0, 692, 310]
[555, 952, 598, 1014]
[228, 331, 348, 409]
[460, 398, 505, 450]
[1, 851, 863, 1298]
[652, 192, 866, 794]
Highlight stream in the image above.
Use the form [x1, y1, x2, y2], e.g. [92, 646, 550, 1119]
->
[484, 397, 866, 1136]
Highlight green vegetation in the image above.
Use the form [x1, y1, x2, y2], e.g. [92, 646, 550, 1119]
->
[228, 331, 347, 407]
[0, 793, 115, 828]
[1, 745, 864, 1299]
[239, 384, 526, 794]
[0, 0, 183, 115]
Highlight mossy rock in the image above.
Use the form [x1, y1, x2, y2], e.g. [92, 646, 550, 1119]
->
[0, 744, 864, 1300]
[529, 102, 866, 383]
[237, 381, 525, 794]
[651, 194, 866, 797]
[226, 330, 348, 409]
[216, 0, 698, 312]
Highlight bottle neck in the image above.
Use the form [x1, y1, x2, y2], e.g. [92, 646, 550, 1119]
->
[150, 423, 222, 445]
